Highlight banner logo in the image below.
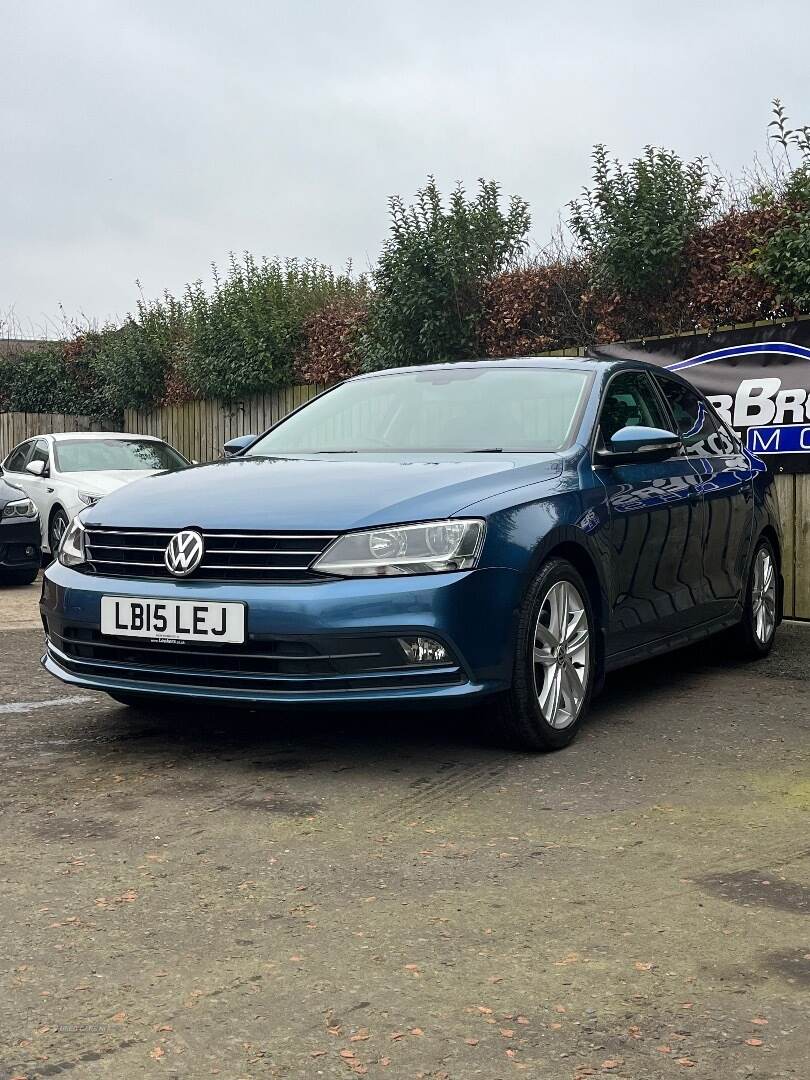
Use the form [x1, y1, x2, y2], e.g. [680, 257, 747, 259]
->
[661, 339, 810, 464]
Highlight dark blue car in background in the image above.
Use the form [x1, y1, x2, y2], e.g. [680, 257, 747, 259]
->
[41, 357, 782, 750]
[0, 474, 41, 585]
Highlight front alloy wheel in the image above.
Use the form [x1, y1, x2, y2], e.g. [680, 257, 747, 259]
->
[533, 580, 590, 729]
[494, 557, 596, 751]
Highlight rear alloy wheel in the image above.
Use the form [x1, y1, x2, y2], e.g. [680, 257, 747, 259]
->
[751, 545, 778, 647]
[494, 558, 596, 751]
[729, 537, 778, 659]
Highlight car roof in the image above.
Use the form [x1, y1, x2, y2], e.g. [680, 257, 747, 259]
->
[47, 431, 163, 442]
[350, 354, 675, 380]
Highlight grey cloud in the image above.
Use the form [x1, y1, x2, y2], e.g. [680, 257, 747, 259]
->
[3, 0, 808, 333]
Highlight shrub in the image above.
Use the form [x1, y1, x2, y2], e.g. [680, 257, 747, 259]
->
[177, 254, 366, 401]
[295, 296, 369, 383]
[361, 177, 530, 370]
[0, 343, 86, 413]
[569, 145, 723, 300]
[479, 261, 592, 356]
[748, 172, 810, 308]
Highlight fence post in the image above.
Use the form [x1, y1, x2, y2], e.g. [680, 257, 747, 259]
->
[796, 475, 810, 620]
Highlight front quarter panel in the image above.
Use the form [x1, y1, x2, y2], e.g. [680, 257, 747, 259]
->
[463, 446, 611, 631]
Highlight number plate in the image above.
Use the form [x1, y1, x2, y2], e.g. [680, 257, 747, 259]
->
[100, 596, 246, 644]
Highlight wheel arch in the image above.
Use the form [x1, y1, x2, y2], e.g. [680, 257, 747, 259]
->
[759, 523, 781, 566]
[756, 523, 784, 623]
[528, 531, 609, 691]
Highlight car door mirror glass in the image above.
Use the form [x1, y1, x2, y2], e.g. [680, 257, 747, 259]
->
[597, 425, 681, 465]
[25, 459, 47, 477]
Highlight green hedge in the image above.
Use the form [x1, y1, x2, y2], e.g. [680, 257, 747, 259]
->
[2, 102, 808, 417]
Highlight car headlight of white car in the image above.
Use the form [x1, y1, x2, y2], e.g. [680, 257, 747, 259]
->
[58, 518, 87, 567]
[313, 519, 485, 577]
[1, 497, 38, 520]
[78, 491, 102, 507]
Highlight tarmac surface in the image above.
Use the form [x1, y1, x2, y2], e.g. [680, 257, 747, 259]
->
[2, 577, 810, 1078]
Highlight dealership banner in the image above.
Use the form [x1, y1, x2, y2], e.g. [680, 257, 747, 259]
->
[594, 319, 810, 473]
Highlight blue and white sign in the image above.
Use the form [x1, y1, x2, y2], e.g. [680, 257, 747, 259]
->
[601, 325, 810, 473]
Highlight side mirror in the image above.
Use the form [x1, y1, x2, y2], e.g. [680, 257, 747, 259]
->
[596, 426, 681, 466]
[223, 434, 257, 457]
[25, 459, 47, 477]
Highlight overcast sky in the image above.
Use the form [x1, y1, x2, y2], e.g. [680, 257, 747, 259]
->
[4, 0, 809, 336]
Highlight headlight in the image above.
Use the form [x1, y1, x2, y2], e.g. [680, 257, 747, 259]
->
[1, 497, 38, 520]
[313, 519, 485, 577]
[78, 491, 101, 507]
[58, 518, 87, 568]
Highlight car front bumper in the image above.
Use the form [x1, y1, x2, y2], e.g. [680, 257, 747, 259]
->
[0, 518, 42, 571]
[40, 561, 524, 706]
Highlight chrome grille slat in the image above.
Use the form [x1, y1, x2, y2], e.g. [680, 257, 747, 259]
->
[193, 563, 314, 571]
[204, 548, 325, 556]
[83, 527, 336, 582]
[91, 559, 167, 569]
[86, 528, 337, 539]
[86, 544, 167, 552]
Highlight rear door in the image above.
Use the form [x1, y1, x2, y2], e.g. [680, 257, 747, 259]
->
[2, 440, 36, 508]
[594, 370, 705, 657]
[653, 374, 754, 621]
[3, 440, 34, 481]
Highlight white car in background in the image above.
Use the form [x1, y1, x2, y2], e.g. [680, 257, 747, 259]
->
[1, 432, 190, 555]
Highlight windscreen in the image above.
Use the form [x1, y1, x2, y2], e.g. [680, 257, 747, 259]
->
[54, 439, 189, 473]
[246, 367, 591, 455]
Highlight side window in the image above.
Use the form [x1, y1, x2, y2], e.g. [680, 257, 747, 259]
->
[4, 440, 33, 473]
[656, 378, 731, 457]
[29, 439, 51, 474]
[598, 372, 669, 444]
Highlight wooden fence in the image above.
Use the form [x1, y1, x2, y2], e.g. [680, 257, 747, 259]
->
[775, 473, 809, 620]
[123, 385, 323, 463]
[1, 387, 808, 619]
[0, 411, 105, 457]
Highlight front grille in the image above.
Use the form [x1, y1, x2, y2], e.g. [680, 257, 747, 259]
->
[48, 627, 463, 694]
[83, 528, 337, 582]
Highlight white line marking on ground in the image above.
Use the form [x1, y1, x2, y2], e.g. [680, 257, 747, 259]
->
[0, 696, 97, 715]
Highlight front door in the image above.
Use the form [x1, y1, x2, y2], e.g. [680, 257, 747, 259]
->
[654, 374, 755, 621]
[594, 370, 705, 657]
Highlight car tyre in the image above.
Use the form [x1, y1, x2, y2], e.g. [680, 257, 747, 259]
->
[728, 536, 779, 659]
[494, 557, 596, 751]
[48, 508, 69, 558]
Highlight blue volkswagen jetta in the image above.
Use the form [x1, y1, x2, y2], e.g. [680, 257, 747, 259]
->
[40, 357, 782, 750]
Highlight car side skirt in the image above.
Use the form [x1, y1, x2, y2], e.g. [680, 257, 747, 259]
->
[604, 605, 744, 673]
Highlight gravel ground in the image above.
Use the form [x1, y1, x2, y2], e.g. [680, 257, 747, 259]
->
[2, 578, 810, 1079]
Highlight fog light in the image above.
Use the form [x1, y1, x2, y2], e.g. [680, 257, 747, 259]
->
[399, 636, 449, 664]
